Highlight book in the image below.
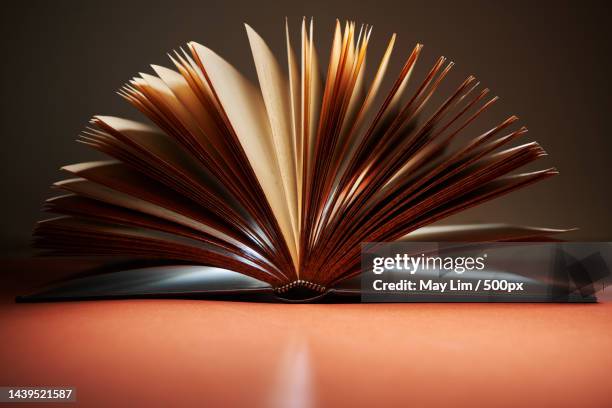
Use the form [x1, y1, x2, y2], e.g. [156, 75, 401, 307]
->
[24, 19, 568, 302]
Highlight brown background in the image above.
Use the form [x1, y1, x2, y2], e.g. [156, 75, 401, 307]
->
[1, 0, 611, 254]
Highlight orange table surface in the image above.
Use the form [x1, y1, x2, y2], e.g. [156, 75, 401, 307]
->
[1, 260, 611, 407]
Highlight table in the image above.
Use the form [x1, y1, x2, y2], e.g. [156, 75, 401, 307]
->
[1, 259, 611, 407]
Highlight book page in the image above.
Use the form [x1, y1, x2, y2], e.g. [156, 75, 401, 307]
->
[400, 224, 570, 242]
[150, 64, 224, 150]
[245, 24, 299, 252]
[285, 19, 302, 226]
[57, 164, 245, 250]
[190, 43, 299, 270]
[301, 19, 322, 193]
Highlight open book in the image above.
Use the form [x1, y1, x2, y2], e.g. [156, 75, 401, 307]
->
[25, 19, 567, 302]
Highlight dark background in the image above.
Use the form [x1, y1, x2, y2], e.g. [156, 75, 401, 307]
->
[1, 0, 611, 254]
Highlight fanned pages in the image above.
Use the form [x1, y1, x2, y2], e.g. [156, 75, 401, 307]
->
[245, 25, 300, 268]
[31, 18, 569, 301]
